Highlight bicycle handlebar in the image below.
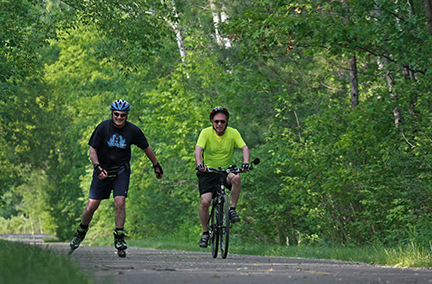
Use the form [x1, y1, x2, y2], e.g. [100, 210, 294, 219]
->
[197, 158, 260, 173]
[206, 166, 242, 174]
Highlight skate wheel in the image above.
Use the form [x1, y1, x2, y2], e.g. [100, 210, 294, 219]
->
[68, 248, 75, 256]
[118, 249, 126, 258]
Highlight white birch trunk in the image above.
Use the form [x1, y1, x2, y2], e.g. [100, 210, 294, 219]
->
[210, 0, 231, 48]
[167, 1, 186, 59]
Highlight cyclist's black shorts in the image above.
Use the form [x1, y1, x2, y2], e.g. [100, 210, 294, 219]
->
[197, 171, 232, 196]
[89, 167, 131, 200]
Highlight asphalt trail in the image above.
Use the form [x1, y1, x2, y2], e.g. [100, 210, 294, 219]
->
[47, 243, 432, 284]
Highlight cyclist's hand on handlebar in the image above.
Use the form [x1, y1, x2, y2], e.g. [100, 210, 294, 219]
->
[240, 163, 250, 172]
[196, 164, 207, 172]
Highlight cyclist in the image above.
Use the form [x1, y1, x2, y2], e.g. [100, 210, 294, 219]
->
[70, 99, 163, 255]
[195, 106, 250, 248]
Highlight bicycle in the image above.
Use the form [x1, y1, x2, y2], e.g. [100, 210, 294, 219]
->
[202, 158, 260, 259]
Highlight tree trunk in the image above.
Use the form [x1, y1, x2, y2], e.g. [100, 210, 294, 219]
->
[393, 107, 402, 127]
[210, 0, 232, 48]
[375, 5, 400, 127]
[341, 0, 359, 110]
[167, 1, 186, 58]
[424, 0, 432, 31]
[349, 55, 359, 110]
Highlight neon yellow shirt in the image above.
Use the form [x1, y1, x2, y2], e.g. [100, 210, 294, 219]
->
[196, 126, 246, 168]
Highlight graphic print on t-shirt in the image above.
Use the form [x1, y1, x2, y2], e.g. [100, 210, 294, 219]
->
[107, 134, 127, 149]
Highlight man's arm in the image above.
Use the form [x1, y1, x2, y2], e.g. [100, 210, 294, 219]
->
[195, 146, 207, 171]
[89, 146, 100, 165]
[240, 145, 251, 171]
[194, 146, 204, 165]
[143, 146, 163, 179]
[89, 146, 107, 179]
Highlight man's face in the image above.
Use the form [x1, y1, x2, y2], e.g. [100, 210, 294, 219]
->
[112, 110, 128, 128]
[212, 113, 228, 136]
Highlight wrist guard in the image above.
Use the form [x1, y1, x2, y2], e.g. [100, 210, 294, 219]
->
[153, 162, 163, 175]
[94, 164, 104, 175]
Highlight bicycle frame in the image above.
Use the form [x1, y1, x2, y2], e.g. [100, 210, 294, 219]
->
[207, 167, 232, 259]
[198, 158, 260, 259]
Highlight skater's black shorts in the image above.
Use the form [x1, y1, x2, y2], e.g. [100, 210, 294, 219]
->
[89, 166, 131, 200]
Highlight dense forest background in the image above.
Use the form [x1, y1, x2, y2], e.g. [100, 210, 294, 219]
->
[2, 0, 432, 248]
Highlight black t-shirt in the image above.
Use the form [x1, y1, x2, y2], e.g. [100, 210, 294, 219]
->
[88, 119, 149, 168]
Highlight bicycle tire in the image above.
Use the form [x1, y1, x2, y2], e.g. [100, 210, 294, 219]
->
[220, 194, 230, 259]
[210, 202, 218, 258]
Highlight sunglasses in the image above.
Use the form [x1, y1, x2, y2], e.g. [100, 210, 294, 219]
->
[213, 120, 226, 124]
[113, 112, 128, 117]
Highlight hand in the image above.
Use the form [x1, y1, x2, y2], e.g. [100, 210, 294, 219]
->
[240, 163, 250, 172]
[196, 164, 207, 172]
[94, 164, 107, 180]
[153, 163, 163, 179]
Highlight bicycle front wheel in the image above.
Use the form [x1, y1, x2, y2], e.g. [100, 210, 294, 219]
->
[209, 202, 218, 258]
[219, 194, 230, 259]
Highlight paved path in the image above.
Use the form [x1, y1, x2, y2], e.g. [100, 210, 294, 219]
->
[46, 243, 432, 284]
[0, 234, 55, 244]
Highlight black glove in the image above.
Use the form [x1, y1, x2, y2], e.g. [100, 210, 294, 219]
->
[153, 162, 163, 177]
[196, 164, 207, 170]
[94, 164, 105, 175]
[240, 163, 250, 171]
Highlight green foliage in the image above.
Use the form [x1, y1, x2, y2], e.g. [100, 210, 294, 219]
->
[3, 0, 432, 250]
[55, 0, 174, 67]
[0, 240, 94, 284]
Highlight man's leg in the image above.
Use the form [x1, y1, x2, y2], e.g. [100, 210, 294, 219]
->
[113, 196, 127, 257]
[114, 196, 126, 228]
[199, 192, 212, 247]
[111, 169, 130, 257]
[227, 173, 241, 208]
[70, 199, 101, 251]
[227, 173, 241, 223]
[199, 192, 213, 232]
[81, 199, 102, 225]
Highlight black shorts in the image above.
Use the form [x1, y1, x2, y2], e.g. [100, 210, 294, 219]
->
[197, 171, 232, 196]
[89, 167, 131, 200]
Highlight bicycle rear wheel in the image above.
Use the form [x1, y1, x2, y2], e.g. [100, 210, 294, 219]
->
[219, 195, 230, 259]
[209, 202, 218, 258]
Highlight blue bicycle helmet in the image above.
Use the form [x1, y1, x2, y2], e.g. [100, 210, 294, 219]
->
[110, 99, 131, 111]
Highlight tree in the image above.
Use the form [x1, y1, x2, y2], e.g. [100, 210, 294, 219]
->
[217, 0, 432, 245]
